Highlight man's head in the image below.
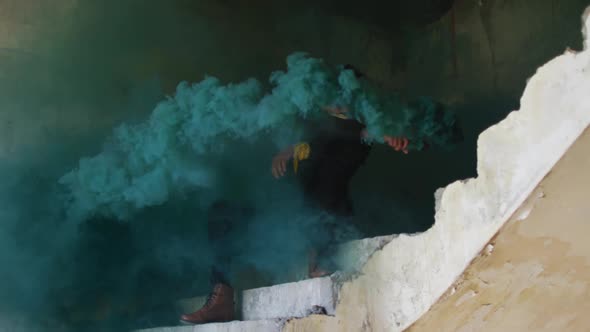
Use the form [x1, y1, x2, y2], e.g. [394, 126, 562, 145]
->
[342, 64, 365, 79]
[323, 64, 366, 119]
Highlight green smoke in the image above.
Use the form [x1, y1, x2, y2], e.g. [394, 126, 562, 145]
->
[60, 52, 460, 221]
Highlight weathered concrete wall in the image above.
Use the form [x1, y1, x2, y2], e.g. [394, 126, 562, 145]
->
[0, 0, 75, 51]
[284, 7, 590, 332]
[395, 0, 589, 100]
[0, 0, 77, 159]
[275, 0, 587, 101]
[407, 127, 590, 331]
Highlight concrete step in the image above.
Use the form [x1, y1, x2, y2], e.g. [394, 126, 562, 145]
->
[235, 236, 396, 321]
[138, 235, 395, 332]
[333, 235, 397, 273]
[134, 319, 282, 332]
[174, 277, 335, 321]
[242, 276, 335, 321]
[172, 235, 395, 321]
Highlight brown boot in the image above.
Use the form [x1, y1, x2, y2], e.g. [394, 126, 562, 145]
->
[180, 283, 234, 325]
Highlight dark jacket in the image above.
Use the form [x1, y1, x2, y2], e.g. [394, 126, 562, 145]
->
[296, 115, 371, 216]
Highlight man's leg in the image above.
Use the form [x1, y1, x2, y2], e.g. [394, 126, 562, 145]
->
[303, 162, 359, 278]
[180, 201, 237, 324]
[308, 210, 358, 278]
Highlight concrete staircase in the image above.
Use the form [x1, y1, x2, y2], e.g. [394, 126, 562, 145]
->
[133, 277, 336, 332]
[132, 235, 393, 332]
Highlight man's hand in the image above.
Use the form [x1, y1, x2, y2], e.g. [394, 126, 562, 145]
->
[384, 136, 409, 154]
[272, 146, 294, 179]
[360, 130, 409, 154]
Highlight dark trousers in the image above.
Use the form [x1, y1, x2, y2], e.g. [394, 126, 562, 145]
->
[206, 201, 252, 287]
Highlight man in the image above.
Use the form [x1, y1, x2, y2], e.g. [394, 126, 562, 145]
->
[180, 65, 461, 324]
[271, 109, 412, 276]
[179, 111, 392, 324]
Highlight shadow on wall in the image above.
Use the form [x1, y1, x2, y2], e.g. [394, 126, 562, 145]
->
[351, 91, 520, 236]
[349, 0, 589, 237]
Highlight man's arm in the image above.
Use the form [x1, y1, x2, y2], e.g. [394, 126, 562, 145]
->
[384, 136, 409, 154]
[271, 145, 293, 179]
[271, 142, 311, 179]
[361, 129, 410, 154]
[272, 114, 318, 179]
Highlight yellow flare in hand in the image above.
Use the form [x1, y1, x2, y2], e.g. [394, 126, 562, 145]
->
[293, 143, 311, 174]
